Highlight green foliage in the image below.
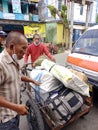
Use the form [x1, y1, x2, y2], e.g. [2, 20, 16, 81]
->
[48, 5, 57, 18]
[61, 11, 65, 18]
[96, 14, 98, 23]
[62, 5, 67, 13]
[48, 5, 69, 28]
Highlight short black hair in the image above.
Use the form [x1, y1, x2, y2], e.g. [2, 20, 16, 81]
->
[33, 34, 40, 39]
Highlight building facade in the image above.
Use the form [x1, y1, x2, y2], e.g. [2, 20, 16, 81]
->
[71, 0, 97, 42]
[0, 0, 39, 33]
[0, 0, 96, 44]
[42, 0, 97, 43]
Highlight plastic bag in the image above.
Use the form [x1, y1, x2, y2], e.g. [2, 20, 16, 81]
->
[41, 59, 90, 97]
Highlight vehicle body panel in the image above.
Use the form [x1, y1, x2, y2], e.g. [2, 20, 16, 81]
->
[67, 25, 98, 86]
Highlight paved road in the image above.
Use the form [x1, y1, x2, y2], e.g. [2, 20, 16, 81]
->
[19, 52, 98, 130]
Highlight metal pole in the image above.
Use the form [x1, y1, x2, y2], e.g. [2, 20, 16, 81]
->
[85, 4, 90, 29]
[69, 0, 74, 49]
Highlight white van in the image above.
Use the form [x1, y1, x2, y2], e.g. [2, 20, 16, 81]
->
[67, 25, 98, 88]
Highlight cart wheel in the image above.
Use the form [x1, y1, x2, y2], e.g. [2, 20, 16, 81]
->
[26, 99, 45, 130]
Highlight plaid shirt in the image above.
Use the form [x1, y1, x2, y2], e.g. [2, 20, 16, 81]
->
[0, 49, 21, 123]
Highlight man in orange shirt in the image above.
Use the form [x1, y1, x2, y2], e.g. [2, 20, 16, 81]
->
[24, 34, 55, 67]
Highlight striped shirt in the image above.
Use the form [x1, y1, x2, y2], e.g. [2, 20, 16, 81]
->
[0, 49, 21, 123]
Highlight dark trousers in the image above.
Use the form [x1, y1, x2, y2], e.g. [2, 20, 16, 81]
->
[0, 115, 20, 130]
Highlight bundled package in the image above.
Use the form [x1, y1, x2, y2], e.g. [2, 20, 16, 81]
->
[29, 69, 60, 93]
[29, 69, 61, 102]
[41, 59, 90, 97]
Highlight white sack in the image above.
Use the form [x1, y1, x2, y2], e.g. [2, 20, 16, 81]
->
[41, 59, 90, 97]
[29, 69, 60, 94]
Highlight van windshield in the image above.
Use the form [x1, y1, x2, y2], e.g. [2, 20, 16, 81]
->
[72, 29, 98, 56]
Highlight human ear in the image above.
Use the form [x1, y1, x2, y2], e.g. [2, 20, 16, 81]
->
[10, 44, 14, 50]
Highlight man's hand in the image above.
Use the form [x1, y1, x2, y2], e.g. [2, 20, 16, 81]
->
[21, 75, 41, 86]
[0, 96, 29, 115]
[15, 104, 29, 115]
[51, 57, 56, 62]
[32, 80, 41, 86]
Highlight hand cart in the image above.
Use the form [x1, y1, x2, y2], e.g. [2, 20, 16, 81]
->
[21, 63, 92, 130]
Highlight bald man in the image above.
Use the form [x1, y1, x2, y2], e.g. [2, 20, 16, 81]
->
[0, 31, 40, 130]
